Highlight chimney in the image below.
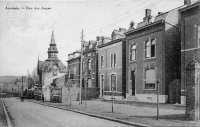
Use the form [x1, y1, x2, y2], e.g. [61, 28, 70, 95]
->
[129, 21, 135, 29]
[184, 0, 191, 5]
[158, 12, 163, 15]
[145, 9, 151, 17]
[96, 36, 101, 41]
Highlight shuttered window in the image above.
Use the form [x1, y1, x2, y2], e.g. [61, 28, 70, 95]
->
[111, 74, 117, 91]
[145, 69, 156, 89]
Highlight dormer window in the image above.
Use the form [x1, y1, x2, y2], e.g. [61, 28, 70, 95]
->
[112, 33, 116, 40]
[68, 54, 73, 59]
[74, 52, 80, 58]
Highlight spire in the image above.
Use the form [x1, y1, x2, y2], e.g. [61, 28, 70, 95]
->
[47, 30, 58, 61]
[50, 30, 55, 45]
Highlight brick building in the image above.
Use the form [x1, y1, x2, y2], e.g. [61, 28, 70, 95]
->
[179, 0, 200, 105]
[97, 29, 126, 100]
[82, 40, 98, 88]
[37, 31, 67, 101]
[125, 8, 182, 103]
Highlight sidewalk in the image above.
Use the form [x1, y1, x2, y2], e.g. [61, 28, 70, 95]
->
[29, 99, 200, 127]
[0, 99, 8, 127]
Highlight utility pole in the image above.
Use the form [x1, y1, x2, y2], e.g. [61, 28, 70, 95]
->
[85, 78, 87, 108]
[112, 87, 114, 113]
[22, 76, 24, 96]
[79, 29, 84, 105]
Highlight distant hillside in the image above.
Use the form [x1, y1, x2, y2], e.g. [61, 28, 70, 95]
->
[0, 76, 19, 83]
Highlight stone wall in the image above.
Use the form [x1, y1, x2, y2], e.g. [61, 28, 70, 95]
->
[185, 61, 200, 120]
[62, 86, 99, 103]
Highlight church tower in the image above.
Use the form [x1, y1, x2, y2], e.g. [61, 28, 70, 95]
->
[46, 30, 59, 61]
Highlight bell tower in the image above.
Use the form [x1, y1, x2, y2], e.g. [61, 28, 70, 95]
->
[46, 30, 59, 61]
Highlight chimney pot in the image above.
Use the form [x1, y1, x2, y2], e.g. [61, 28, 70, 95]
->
[129, 21, 135, 29]
[145, 9, 151, 17]
[96, 36, 100, 41]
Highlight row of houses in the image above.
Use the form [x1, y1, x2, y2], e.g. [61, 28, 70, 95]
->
[66, 0, 200, 105]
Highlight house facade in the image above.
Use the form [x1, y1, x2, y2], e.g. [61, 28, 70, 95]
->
[179, 0, 200, 105]
[98, 29, 126, 100]
[82, 40, 98, 88]
[67, 50, 81, 87]
[125, 8, 182, 103]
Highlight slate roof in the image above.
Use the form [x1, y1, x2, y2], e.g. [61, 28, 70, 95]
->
[38, 60, 66, 72]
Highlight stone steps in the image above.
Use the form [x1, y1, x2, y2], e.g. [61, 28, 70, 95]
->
[126, 95, 138, 101]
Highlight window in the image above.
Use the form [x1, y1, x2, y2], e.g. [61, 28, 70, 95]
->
[130, 44, 136, 61]
[145, 38, 156, 59]
[145, 41, 150, 58]
[73, 67, 76, 75]
[88, 79, 92, 88]
[111, 53, 116, 68]
[111, 74, 117, 91]
[114, 53, 116, 67]
[101, 75, 104, 86]
[144, 69, 156, 89]
[151, 39, 156, 57]
[100, 56, 104, 69]
[198, 25, 200, 47]
[88, 59, 91, 70]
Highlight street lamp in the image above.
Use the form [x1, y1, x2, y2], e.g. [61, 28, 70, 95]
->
[79, 30, 84, 105]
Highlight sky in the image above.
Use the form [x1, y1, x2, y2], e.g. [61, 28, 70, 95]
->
[0, 0, 184, 76]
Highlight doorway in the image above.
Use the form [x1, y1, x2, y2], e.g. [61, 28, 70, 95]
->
[100, 75, 104, 97]
[131, 71, 135, 95]
[88, 78, 92, 88]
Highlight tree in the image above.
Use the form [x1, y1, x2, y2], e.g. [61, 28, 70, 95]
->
[28, 68, 39, 89]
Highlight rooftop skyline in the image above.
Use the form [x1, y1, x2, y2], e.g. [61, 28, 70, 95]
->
[0, 0, 184, 76]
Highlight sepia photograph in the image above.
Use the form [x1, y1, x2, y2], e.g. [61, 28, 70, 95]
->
[0, 0, 200, 126]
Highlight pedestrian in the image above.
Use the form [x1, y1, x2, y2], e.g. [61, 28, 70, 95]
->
[42, 94, 44, 102]
[21, 94, 24, 102]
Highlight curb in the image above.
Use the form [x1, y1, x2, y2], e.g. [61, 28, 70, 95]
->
[28, 100, 148, 127]
[1, 100, 13, 127]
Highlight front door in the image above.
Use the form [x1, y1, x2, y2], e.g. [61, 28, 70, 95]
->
[131, 71, 135, 95]
[88, 78, 92, 88]
[100, 75, 104, 97]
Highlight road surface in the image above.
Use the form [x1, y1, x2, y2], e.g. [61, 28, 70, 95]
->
[3, 98, 131, 127]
